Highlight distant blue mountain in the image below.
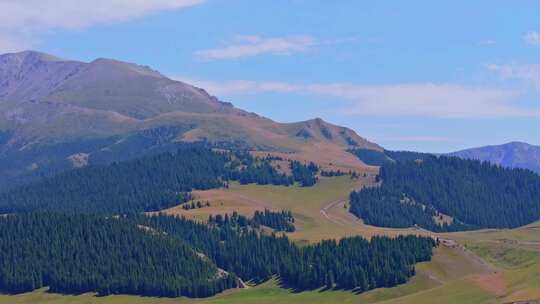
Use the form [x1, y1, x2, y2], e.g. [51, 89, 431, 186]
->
[450, 142, 540, 174]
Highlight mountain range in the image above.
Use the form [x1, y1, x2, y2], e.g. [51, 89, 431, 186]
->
[450, 142, 540, 174]
[0, 50, 379, 189]
[2, 50, 539, 191]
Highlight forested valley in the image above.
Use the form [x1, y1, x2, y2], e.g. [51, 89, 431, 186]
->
[0, 144, 450, 299]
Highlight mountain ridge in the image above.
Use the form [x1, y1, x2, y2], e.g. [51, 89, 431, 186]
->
[0, 50, 380, 189]
[450, 141, 540, 174]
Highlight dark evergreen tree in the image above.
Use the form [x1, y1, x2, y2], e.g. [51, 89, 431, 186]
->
[290, 161, 318, 187]
[253, 209, 296, 232]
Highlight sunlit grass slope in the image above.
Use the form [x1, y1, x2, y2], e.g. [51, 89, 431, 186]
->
[161, 176, 427, 243]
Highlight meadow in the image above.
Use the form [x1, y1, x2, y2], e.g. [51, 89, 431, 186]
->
[161, 175, 428, 243]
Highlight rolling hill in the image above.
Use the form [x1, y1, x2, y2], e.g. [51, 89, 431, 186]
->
[450, 142, 540, 174]
[0, 50, 379, 189]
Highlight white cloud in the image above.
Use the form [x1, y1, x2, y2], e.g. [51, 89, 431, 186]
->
[524, 31, 540, 45]
[195, 35, 317, 60]
[177, 78, 300, 95]
[175, 77, 536, 119]
[0, 0, 205, 52]
[307, 83, 527, 118]
[488, 64, 540, 87]
[0, 0, 205, 30]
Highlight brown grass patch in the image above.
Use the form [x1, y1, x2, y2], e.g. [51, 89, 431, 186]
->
[468, 272, 507, 297]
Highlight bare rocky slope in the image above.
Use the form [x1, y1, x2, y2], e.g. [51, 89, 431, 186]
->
[0, 51, 380, 189]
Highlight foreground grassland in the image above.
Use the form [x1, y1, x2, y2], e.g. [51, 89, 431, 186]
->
[2, 178, 539, 303]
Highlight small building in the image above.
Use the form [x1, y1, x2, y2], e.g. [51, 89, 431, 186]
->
[438, 238, 458, 248]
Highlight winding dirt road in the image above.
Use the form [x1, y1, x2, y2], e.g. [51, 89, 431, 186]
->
[319, 197, 348, 226]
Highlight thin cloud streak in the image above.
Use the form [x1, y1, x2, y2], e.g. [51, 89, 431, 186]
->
[195, 35, 317, 60]
[175, 77, 535, 119]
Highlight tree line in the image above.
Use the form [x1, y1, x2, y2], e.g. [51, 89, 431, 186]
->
[209, 209, 295, 232]
[348, 148, 430, 167]
[0, 213, 435, 297]
[0, 147, 324, 215]
[320, 169, 347, 177]
[231, 159, 294, 186]
[350, 155, 540, 231]
[0, 146, 229, 214]
[136, 213, 435, 292]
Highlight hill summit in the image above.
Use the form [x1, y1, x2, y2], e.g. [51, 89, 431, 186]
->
[0, 51, 380, 188]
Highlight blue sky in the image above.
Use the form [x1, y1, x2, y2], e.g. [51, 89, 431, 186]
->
[1, 0, 540, 152]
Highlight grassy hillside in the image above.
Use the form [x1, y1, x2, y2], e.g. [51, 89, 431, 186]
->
[447, 221, 540, 303]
